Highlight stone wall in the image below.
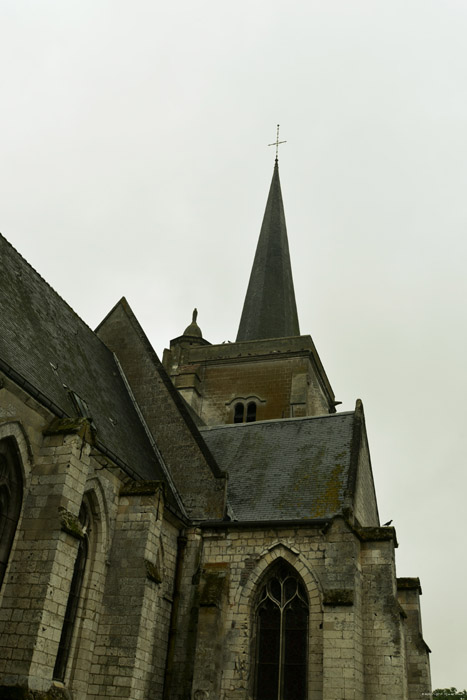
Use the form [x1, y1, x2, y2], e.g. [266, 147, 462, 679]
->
[184, 518, 430, 700]
[90, 483, 178, 700]
[96, 299, 226, 521]
[0, 387, 93, 693]
[164, 336, 335, 426]
[0, 373, 431, 700]
[0, 377, 182, 700]
[349, 406, 379, 528]
[397, 579, 432, 700]
[360, 533, 409, 700]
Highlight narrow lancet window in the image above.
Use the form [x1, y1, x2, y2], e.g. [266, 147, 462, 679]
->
[53, 502, 90, 681]
[255, 562, 308, 700]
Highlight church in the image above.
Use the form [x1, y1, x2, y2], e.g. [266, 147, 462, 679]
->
[0, 156, 431, 699]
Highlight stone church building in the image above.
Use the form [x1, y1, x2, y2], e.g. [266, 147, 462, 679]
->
[0, 159, 431, 699]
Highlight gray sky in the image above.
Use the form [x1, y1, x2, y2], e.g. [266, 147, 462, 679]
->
[1, 0, 466, 689]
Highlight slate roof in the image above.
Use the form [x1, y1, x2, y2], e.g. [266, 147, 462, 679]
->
[236, 160, 300, 341]
[0, 234, 174, 493]
[200, 412, 356, 521]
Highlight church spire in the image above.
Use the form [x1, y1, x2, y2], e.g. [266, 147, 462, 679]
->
[236, 159, 300, 341]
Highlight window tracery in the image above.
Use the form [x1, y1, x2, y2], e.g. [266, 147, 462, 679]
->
[254, 562, 308, 700]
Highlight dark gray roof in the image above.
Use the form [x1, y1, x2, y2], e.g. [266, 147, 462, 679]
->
[236, 160, 300, 341]
[0, 233, 171, 488]
[200, 412, 355, 521]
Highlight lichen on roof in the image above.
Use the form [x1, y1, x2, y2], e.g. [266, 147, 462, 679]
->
[201, 412, 355, 522]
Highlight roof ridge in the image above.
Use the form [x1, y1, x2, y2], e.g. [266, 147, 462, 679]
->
[0, 232, 170, 486]
[200, 410, 355, 431]
[0, 232, 112, 352]
[97, 297, 227, 482]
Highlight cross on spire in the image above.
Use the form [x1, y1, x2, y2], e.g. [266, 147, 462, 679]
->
[268, 124, 287, 160]
[237, 146, 299, 341]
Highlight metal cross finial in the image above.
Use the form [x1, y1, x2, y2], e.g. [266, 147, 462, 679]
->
[268, 124, 286, 160]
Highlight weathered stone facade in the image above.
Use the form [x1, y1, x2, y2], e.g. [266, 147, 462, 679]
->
[0, 159, 431, 699]
[162, 335, 336, 425]
[0, 378, 181, 699]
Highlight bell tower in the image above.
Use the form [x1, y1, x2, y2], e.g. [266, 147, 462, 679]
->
[163, 158, 337, 425]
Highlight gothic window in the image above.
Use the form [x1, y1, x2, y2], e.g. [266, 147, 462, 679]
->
[234, 403, 245, 423]
[0, 438, 23, 589]
[53, 501, 90, 682]
[246, 402, 257, 422]
[254, 562, 308, 700]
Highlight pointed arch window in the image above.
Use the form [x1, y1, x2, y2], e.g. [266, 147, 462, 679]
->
[254, 562, 308, 700]
[0, 438, 23, 589]
[53, 501, 90, 681]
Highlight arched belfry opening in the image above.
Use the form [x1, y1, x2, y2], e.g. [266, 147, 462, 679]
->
[0, 437, 24, 589]
[234, 402, 244, 423]
[162, 159, 338, 425]
[254, 560, 308, 700]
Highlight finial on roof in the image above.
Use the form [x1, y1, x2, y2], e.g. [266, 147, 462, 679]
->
[183, 308, 202, 338]
[268, 124, 287, 161]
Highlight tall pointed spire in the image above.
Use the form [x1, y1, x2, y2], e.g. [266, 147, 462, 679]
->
[236, 159, 300, 341]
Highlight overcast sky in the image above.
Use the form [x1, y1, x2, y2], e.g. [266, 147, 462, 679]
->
[1, 0, 466, 690]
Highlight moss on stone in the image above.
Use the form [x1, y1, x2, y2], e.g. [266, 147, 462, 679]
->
[314, 463, 345, 517]
[145, 558, 162, 584]
[323, 588, 354, 606]
[356, 525, 397, 545]
[397, 577, 421, 592]
[58, 506, 85, 540]
[43, 416, 92, 440]
[0, 687, 71, 700]
[0, 686, 30, 700]
[199, 564, 229, 607]
[120, 480, 165, 497]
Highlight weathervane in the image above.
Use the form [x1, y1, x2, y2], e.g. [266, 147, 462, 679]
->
[268, 124, 286, 160]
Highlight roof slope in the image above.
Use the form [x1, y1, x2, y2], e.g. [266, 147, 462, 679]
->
[201, 412, 356, 521]
[236, 160, 300, 341]
[96, 298, 227, 521]
[0, 234, 167, 485]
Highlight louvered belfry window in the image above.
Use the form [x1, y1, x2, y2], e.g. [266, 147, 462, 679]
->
[255, 563, 308, 700]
